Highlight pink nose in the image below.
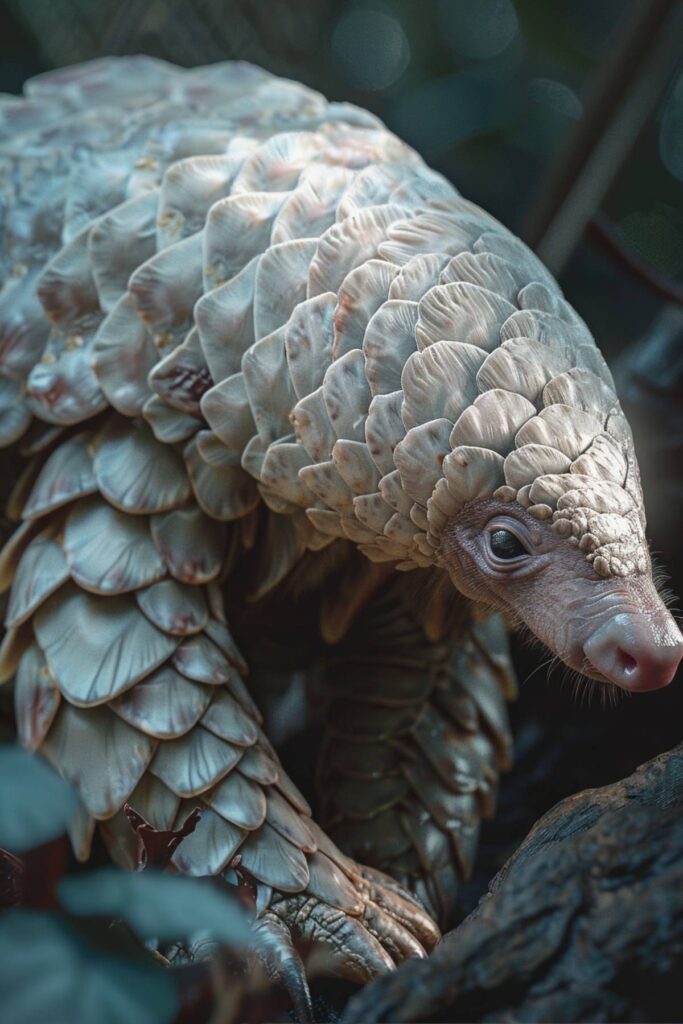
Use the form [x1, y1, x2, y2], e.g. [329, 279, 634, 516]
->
[584, 613, 683, 692]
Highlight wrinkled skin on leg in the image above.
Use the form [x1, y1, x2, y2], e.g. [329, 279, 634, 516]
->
[441, 499, 683, 693]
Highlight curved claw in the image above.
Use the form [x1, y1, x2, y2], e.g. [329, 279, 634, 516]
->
[272, 892, 395, 984]
[251, 911, 314, 1022]
[268, 858, 441, 995]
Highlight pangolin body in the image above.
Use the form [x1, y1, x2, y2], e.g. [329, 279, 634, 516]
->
[1, 57, 681, 987]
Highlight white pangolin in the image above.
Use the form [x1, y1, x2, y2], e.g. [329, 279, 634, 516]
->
[1, 57, 681, 1015]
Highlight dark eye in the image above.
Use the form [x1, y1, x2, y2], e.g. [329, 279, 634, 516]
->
[489, 528, 528, 560]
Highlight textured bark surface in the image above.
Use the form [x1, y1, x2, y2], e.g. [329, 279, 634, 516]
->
[342, 740, 683, 1024]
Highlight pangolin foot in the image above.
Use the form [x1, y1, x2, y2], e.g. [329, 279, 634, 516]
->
[256, 862, 440, 1019]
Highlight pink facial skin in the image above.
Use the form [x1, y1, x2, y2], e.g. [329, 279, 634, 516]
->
[441, 499, 683, 693]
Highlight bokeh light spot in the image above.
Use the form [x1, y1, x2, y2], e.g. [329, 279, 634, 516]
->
[391, 69, 519, 157]
[332, 8, 410, 92]
[438, 0, 518, 60]
[528, 78, 583, 121]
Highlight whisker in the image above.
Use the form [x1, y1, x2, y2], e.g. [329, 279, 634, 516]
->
[511, 626, 628, 706]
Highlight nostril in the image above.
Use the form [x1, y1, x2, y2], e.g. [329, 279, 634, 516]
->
[617, 649, 638, 677]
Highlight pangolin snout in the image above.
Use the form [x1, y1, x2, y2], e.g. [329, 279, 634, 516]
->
[583, 613, 683, 691]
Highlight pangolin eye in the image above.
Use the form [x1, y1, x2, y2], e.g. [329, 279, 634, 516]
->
[488, 528, 528, 560]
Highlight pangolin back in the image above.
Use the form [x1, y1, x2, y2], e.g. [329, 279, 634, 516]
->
[0, 57, 641, 884]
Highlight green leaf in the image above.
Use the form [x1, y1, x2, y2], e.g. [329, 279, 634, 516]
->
[0, 910, 177, 1024]
[58, 867, 252, 948]
[0, 744, 77, 854]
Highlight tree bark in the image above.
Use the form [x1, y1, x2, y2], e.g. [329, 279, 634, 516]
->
[342, 741, 683, 1024]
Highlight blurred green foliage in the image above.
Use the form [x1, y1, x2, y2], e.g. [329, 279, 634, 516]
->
[0, 745, 252, 1024]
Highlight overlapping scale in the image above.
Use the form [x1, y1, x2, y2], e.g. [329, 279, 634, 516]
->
[238, 821, 310, 891]
[195, 256, 259, 381]
[93, 418, 191, 514]
[5, 533, 69, 628]
[92, 294, 157, 415]
[204, 191, 287, 288]
[157, 153, 243, 249]
[203, 769, 267, 830]
[171, 801, 245, 875]
[136, 578, 209, 635]
[332, 258, 400, 358]
[89, 192, 158, 312]
[150, 506, 225, 584]
[284, 292, 335, 400]
[364, 300, 418, 395]
[34, 584, 178, 706]
[110, 666, 210, 739]
[63, 498, 166, 594]
[272, 164, 353, 243]
[309, 204, 405, 296]
[254, 238, 319, 338]
[147, 327, 212, 418]
[14, 642, 61, 751]
[128, 232, 203, 349]
[149, 723, 243, 796]
[42, 702, 157, 819]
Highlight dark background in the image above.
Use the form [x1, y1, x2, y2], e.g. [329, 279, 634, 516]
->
[1, 0, 682, 913]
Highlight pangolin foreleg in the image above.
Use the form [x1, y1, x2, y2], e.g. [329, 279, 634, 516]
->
[317, 578, 516, 927]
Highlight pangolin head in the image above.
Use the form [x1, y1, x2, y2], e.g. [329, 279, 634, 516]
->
[382, 290, 683, 693]
[378, 274, 683, 694]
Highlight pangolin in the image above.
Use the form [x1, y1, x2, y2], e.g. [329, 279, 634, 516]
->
[1, 56, 681, 1009]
